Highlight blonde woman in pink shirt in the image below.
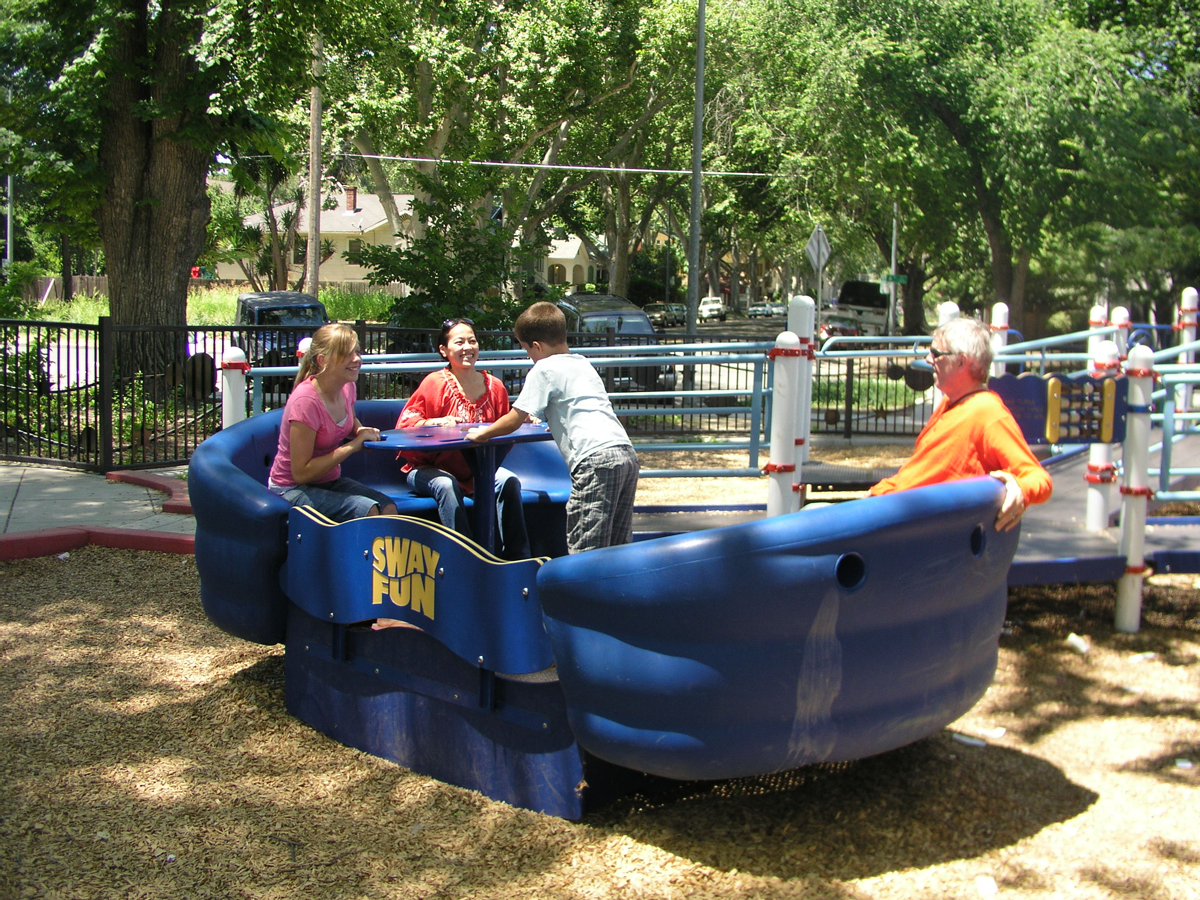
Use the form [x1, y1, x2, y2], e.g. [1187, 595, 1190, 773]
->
[267, 324, 397, 521]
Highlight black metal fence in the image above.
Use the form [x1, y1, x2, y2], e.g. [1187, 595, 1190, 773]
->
[2, 317, 939, 472]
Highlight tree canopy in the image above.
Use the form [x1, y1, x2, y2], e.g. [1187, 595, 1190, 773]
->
[1, 0, 1196, 338]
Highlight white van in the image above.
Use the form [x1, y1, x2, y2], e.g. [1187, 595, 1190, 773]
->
[698, 296, 727, 322]
[834, 281, 891, 335]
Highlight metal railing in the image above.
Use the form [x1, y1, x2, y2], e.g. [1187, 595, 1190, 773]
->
[0, 314, 1155, 473]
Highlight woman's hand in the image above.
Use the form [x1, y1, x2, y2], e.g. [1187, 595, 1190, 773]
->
[354, 425, 381, 441]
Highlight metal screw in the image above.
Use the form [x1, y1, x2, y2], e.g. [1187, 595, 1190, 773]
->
[363, 550, 368, 559]
[477, 656, 484, 666]
[453, 694, 459, 700]
[329, 613, 334, 619]
[296, 534, 302, 542]
[374, 668, 379, 675]
[522, 588, 529, 597]
[541, 723, 549, 730]
[437, 567, 444, 577]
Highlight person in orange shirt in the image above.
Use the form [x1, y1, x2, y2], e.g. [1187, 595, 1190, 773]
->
[869, 316, 1052, 531]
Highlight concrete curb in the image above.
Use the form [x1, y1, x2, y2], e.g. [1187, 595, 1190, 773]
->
[105, 471, 193, 515]
[0, 526, 195, 561]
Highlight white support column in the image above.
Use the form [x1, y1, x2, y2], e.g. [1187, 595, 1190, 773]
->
[1085, 339, 1121, 532]
[221, 346, 250, 429]
[1179, 287, 1197, 412]
[787, 295, 816, 474]
[766, 331, 801, 518]
[990, 303, 1009, 378]
[1116, 344, 1155, 633]
[1110, 306, 1130, 360]
[932, 302, 960, 408]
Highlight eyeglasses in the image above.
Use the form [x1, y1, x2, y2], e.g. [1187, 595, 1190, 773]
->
[928, 347, 958, 359]
[442, 317, 475, 329]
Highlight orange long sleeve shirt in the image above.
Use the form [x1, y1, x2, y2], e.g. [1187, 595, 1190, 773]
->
[869, 390, 1053, 505]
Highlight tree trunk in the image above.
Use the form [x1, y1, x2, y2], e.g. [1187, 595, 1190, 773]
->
[98, 0, 211, 374]
[354, 130, 408, 245]
[900, 258, 928, 334]
[605, 172, 633, 298]
[60, 235, 73, 303]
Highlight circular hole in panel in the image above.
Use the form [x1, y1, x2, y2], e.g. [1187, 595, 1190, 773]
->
[835, 552, 866, 591]
[970, 524, 986, 557]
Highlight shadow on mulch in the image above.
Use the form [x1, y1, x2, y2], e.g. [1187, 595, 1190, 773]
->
[586, 735, 1096, 881]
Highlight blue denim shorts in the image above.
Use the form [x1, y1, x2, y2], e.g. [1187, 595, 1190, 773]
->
[270, 476, 394, 523]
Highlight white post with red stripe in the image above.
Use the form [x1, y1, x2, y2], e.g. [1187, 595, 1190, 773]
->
[221, 346, 250, 429]
[1116, 344, 1155, 632]
[788, 294, 816, 479]
[766, 331, 801, 518]
[989, 303, 1009, 377]
[1179, 287, 1198, 412]
[1110, 306, 1130, 360]
[1085, 337, 1121, 532]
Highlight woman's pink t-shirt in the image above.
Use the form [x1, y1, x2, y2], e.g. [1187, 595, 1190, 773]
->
[269, 379, 357, 487]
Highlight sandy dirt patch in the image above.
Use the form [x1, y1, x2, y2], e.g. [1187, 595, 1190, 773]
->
[1, 548, 1197, 899]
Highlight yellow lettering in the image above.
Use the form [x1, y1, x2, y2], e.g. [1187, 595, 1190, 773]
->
[422, 545, 440, 577]
[372, 569, 389, 605]
[371, 537, 386, 574]
[386, 537, 407, 578]
[411, 574, 435, 619]
[407, 540, 425, 576]
[389, 575, 409, 608]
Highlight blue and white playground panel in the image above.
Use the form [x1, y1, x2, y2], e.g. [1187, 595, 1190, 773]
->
[191, 399, 1018, 819]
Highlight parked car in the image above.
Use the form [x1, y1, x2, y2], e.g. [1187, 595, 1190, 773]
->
[768, 301, 788, 316]
[818, 314, 861, 346]
[557, 293, 677, 392]
[234, 291, 330, 369]
[698, 296, 727, 322]
[669, 303, 687, 324]
[643, 302, 678, 328]
[747, 302, 772, 318]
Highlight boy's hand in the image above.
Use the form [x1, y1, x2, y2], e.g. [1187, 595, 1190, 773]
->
[466, 427, 490, 443]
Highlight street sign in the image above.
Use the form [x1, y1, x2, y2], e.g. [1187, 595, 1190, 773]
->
[883, 273, 908, 284]
[805, 226, 831, 274]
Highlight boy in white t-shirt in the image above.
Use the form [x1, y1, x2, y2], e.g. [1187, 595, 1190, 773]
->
[467, 301, 639, 553]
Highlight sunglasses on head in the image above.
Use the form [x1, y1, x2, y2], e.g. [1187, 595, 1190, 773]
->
[442, 317, 475, 329]
[928, 347, 957, 359]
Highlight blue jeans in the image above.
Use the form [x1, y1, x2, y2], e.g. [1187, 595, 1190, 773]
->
[271, 476, 394, 523]
[406, 466, 530, 560]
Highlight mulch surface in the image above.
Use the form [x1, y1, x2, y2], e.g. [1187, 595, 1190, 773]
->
[1, 548, 1198, 899]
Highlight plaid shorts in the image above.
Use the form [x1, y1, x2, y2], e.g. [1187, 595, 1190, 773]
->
[566, 444, 640, 554]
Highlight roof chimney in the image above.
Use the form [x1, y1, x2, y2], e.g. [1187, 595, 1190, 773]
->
[346, 186, 358, 212]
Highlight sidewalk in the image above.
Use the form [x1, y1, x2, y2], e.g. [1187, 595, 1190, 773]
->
[0, 463, 195, 559]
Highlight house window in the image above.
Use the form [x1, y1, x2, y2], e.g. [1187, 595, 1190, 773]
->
[348, 239, 363, 255]
[596, 268, 608, 284]
[547, 264, 567, 285]
[587, 266, 595, 283]
[572, 265, 585, 285]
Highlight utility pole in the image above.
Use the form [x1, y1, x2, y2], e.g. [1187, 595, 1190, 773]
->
[4, 87, 12, 280]
[305, 35, 323, 298]
[686, 0, 706, 337]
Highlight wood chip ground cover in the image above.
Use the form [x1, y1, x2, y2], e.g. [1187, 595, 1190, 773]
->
[1, 547, 1197, 900]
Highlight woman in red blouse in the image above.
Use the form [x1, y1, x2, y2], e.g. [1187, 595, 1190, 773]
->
[396, 318, 529, 559]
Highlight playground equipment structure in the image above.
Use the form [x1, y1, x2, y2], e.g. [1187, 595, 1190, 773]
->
[191, 290, 1200, 819]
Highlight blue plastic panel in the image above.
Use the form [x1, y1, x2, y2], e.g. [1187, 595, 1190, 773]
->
[990, 372, 1128, 445]
[285, 508, 555, 674]
[536, 478, 1019, 781]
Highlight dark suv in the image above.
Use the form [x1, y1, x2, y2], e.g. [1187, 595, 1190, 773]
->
[557, 293, 676, 392]
[234, 291, 330, 366]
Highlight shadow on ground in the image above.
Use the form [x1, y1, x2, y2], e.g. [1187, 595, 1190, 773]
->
[586, 734, 1096, 881]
